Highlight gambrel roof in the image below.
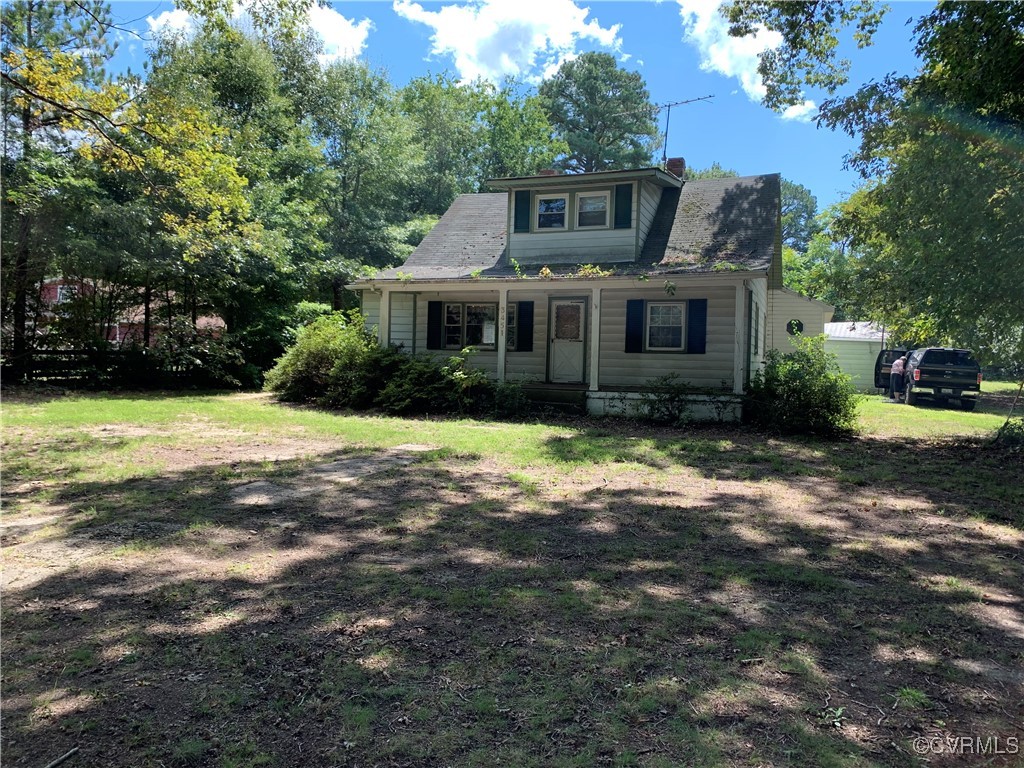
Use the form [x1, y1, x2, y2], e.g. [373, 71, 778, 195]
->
[371, 174, 780, 281]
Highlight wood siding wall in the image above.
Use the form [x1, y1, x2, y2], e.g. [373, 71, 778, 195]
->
[598, 287, 737, 390]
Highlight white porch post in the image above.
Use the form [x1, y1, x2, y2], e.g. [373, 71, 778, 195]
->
[589, 287, 601, 392]
[379, 289, 391, 347]
[733, 283, 744, 394]
[497, 287, 509, 383]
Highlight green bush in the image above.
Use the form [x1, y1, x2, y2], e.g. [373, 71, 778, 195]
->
[374, 349, 491, 415]
[491, 381, 530, 418]
[264, 311, 377, 405]
[745, 335, 858, 437]
[634, 373, 694, 425]
[265, 319, 530, 418]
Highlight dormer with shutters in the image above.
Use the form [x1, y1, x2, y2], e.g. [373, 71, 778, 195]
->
[487, 167, 684, 266]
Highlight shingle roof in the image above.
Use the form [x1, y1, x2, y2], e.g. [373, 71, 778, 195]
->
[640, 174, 780, 272]
[371, 174, 780, 281]
[375, 194, 507, 280]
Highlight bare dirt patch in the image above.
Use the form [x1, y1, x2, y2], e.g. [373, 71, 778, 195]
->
[2, 412, 1022, 767]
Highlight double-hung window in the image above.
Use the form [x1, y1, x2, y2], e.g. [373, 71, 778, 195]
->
[536, 195, 567, 229]
[646, 302, 686, 351]
[576, 191, 609, 228]
[444, 303, 497, 349]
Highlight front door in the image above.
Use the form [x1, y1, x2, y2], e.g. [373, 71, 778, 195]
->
[549, 299, 586, 383]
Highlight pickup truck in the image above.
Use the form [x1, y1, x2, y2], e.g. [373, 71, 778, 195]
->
[876, 347, 982, 410]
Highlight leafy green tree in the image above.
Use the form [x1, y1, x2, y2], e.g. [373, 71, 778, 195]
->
[780, 179, 819, 252]
[304, 60, 422, 305]
[685, 162, 737, 180]
[401, 73, 487, 214]
[479, 82, 566, 179]
[723, 1, 1024, 366]
[538, 52, 660, 173]
[1, 0, 121, 376]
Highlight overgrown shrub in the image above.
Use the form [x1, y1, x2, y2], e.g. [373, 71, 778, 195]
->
[634, 374, 694, 425]
[995, 416, 1024, 448]
[264, 311, 377, 404]
[374, 349, 491, 415]
[745, 334, 858, 437]
[265, 317, 530, 418]
[491, 381, 531, 418]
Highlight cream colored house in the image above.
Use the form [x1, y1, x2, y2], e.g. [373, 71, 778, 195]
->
[766, 287, 834, 351]
[352, 165, 783, 419]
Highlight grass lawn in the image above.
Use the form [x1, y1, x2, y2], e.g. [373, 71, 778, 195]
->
[2, 386, 1022, 767]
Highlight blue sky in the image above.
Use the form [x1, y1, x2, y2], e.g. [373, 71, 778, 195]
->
[107, 0, 930, 210]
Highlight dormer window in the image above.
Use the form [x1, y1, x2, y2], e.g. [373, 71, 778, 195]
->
[536, 195, 567, 229]
[576, 192, 609, 229]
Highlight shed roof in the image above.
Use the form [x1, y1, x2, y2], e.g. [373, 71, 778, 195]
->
[369, 174, 780, 281]
[825, 321, 885, 341]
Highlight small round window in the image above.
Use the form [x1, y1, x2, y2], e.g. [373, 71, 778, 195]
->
[786, 319, 804, 336]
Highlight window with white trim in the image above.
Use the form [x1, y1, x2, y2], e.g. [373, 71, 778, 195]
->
[576, 191, 609, 228]
[444, 303, 497, 349]
[646, 302, 686, 351]
[56, 284, 78, 303]
[536, 195, 567, 229]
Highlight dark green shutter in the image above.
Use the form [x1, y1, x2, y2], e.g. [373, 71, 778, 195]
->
[516, 301, 534, 352]
[686, 299, 707, 354]
[513, 190, 531, 233]
[426, 301, 444, 350]
[614, 184, 633, 229]
[625, 299, 644, 352]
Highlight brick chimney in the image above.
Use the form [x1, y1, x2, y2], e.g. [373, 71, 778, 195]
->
[537, 168, 559, 176]
[665, 157, 686, 178]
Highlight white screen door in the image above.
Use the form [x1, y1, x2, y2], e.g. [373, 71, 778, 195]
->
[549, 299, 586, 383]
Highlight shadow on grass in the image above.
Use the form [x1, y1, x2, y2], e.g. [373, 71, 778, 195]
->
[3, 433, 1023, 768]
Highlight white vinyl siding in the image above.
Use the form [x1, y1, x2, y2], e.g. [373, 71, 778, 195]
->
[636, 180, 662, 250]
[748, 279, 767, 373]
[825, 338, 885, 392]
[599, 287, 737, 390]
[509, 185, 637, 265]
[388, 292, 415, 350]
[766, 287, 830, 351]
[509, 228, 637, 265]
[361, 291, 380, 333]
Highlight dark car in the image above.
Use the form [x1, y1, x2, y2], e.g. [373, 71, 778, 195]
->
[875, 347, 982, 410]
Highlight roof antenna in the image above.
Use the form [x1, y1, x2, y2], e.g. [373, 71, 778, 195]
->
[655, 95, 714, 166]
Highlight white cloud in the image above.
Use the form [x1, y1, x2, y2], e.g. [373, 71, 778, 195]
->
[147, 8, 194, 36]
[676, 0, 816, 120]
[781, 99, 816, 122]
[145, 5, 371, 64]
[308, 5, 373, 64]
[393, 0, 623, 83]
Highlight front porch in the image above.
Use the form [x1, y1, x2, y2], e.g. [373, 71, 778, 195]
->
[359, 275, 766, 422]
